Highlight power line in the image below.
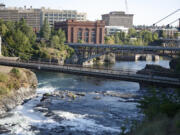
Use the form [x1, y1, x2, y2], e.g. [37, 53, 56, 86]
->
[153, 9, 180, 26]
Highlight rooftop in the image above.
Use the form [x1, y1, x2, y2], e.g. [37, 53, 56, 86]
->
[102, 11, 133, 16]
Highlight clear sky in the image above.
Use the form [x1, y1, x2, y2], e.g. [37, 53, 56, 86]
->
[2, 0, 180, 26]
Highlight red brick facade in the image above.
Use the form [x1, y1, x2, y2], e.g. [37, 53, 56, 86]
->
[54, 20, 105, 44]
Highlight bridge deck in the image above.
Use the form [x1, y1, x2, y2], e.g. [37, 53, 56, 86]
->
[0, 59, 179, 87]
[67, 43, 180, 51]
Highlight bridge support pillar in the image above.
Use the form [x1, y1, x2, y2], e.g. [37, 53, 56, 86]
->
[135, 54, 141, 61]
[82, 59, 94, 66]
[152, 55, 160, 61]
[146, 54, 152, 61]
[135, 54, 160, 61]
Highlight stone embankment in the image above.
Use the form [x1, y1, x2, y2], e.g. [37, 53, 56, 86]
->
[0, 66, 38, 117]
[137, 64, 180, 78]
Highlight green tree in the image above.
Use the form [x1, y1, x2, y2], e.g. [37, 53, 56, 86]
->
[119, 31, 126, 42]
[0, 24, 8, 36]
[128, 28, 136, 37]
[104, 36, 115, 44]
[77, 39, 84, 43]
[114, 32, 123, 44]
[144, 31, 153, 43]
[51, 35, 60, 48]
[159, 30, 167, 39]
[40, 18, 51, 40]
[56, 29, 66, 45]
[153, 32, 159, 41]
[18, 18, 36, 44]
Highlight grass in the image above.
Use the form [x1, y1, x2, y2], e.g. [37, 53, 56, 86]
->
[0, 86, 10, 95]
[0, 73, 9, 82]
[0, 68, 25, 97]
[10, 68, 21, 79]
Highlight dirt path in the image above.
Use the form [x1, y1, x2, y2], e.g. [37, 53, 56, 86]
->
[0, 66, 13, 74]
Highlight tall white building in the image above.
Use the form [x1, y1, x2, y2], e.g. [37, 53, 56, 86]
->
[41, 8, 87, 27]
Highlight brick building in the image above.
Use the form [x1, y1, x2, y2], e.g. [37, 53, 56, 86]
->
[55, 20, 105, 44]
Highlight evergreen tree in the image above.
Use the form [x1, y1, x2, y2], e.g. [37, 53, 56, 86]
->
[56, 29, 66, 45]
[40, 18, 51, 40]
[51, 35, 60, 49]
[0, 24, 8, 36]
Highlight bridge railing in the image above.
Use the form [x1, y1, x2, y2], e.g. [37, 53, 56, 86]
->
[0, 58, 179, 82]
[0, 58, 136, 75]
[0, 58, 180, 85]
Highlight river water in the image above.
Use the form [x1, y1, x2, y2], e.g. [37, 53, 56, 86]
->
[0, 60, 169, 135]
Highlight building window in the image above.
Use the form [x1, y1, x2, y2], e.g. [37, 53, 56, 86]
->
[78, 28, 82, 41]
[71, 27, 73, 43]
[91, 29, 96, 43]
[99, 28, 102, 43]
[84, 29, 89, 43]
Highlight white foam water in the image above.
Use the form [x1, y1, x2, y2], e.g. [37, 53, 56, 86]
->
[53, 110, 121, 133]
[0, 85, 121, 135]
[0, 86, 59, 135]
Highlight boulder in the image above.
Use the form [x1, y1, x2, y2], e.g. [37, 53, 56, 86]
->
[169, 58, 180, 71]
[137, 64, 180, 78]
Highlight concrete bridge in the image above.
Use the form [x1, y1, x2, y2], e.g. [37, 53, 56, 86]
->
[66, 43, 180, 64]
[0, 58, 179, 88]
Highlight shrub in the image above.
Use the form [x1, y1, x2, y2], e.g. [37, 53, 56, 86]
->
[132, 116, 169, 135]
[10, 68, 21, 78]
[0, 86, 9, 95]
[138, 88, 180, 119]
[0, 73, 8, 82]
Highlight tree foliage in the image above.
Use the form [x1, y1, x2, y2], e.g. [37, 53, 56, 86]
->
[105, 29, 160, 46]
[0, 19, 74, 61]
[0, 19, 35, 60]
[40, 18, 51, 40]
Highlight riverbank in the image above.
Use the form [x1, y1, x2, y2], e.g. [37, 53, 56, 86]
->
[0, 66, 38, 117]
